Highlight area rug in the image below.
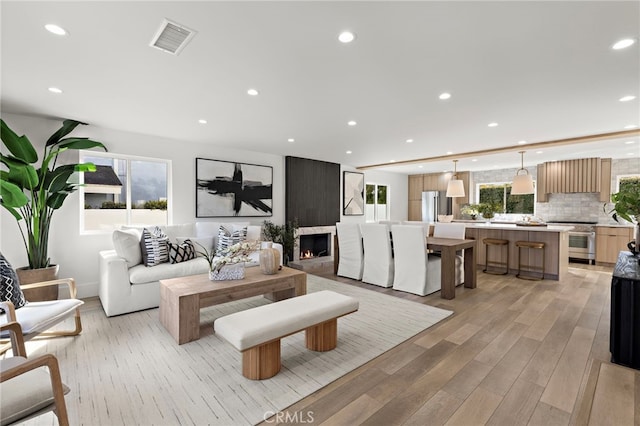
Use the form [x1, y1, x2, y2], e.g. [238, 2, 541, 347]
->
[21, 275, 452, 425]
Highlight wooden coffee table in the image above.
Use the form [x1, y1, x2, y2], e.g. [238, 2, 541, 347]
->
[159, 266, 307, 344]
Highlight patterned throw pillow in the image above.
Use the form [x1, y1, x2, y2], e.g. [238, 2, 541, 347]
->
[140, 226, 169, 267]
[216, 225, 247, 256]
[0, 252, 27, 313]
[168, 239, 196, 264]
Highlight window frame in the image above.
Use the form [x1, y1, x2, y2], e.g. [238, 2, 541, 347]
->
[475, 180, 536, 217]
[79, 151, 173, 235]
[615, 174, 640, 193]
[365, 183, 389, 223]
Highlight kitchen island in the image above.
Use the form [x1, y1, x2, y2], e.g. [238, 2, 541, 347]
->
[464, 223, 573, 280]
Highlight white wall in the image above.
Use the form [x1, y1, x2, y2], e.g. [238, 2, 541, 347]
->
[339, 165, 408, 224]
[1, 113, 408, 297]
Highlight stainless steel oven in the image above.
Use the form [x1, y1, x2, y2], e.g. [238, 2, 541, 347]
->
[547, 221, 597, 264]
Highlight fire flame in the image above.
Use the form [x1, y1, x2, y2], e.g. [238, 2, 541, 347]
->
[301, 250, 313, 259]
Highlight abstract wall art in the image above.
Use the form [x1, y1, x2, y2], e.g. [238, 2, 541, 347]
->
[196, 158, 273, 217]
[343, 171, 365, 216]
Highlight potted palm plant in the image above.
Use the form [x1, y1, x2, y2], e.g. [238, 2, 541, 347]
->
[1, 119, 107, 299]
[604, 180, 640, 256]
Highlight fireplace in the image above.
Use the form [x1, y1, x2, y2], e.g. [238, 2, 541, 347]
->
[293, 226, 336, 263]
[299, 234, 330, 260]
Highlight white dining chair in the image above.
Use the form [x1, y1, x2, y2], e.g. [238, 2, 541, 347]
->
[432, 222, 466, 285]
[335, 222, 364, 280]
[360, 223, 394, 287]
[402, 220, 431, 236]
[391, 225, 442, 296]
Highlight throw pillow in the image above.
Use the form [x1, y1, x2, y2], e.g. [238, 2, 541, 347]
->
[216, 225, 247, 256]
[168, 240, 196, 264]
[176, 236, 214, 258]
[112, 229, 143, 267]
[140, 226, 169, 267]
[0, 253, 27, 313]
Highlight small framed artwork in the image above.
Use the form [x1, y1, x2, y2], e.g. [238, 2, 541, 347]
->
[343, 171, 365, 216]
[196, 158, 273, 217]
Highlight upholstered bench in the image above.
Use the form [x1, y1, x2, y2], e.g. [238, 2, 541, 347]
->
[214, 290, 359, 380]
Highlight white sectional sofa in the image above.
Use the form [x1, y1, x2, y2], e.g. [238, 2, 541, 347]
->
[99, 222, 282, 317]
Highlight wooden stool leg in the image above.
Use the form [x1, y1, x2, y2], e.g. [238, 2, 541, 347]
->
[306, 319, 338, 351]
[242, 340, 281, 380]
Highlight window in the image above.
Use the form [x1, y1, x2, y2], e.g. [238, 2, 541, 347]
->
[365, 184, 388, 222]
[80, 152, 171, 233]
[477, 182, 535, 215]
[616, 174, 640, 193]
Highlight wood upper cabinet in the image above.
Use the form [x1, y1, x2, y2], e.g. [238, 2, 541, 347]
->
[408, 174, 423, 201]
[596, 226, 634, 264]
[423, 174, 439, 191]
[537, 158, 611, 202]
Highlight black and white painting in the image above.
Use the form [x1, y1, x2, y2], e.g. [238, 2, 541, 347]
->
[196, 158, 273, 217]
[343, 171, 365, 216]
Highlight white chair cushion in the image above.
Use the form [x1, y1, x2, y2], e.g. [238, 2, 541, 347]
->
[361, 224, 394, 287]
[433, 223, 466, 239]
[215, 290, 359, 351]
[0, 299, 84, 335]
[392, 225, 442, 296]
[112, 229, 142, 267]
[336, 222, 364, 280]
[0, 356, 69, 425]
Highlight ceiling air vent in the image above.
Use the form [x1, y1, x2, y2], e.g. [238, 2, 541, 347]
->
[149, 19, 196, 55]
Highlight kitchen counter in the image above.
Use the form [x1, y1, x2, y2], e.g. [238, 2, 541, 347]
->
[595, 223, 635, 228]
[466, 223, 574, 232]
[465, 223, 570, 280]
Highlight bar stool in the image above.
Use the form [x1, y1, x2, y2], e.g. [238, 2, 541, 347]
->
[515, 241, 545, 280]
[483, 238, 509, 275]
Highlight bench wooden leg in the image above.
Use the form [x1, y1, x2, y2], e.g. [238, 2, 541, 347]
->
[242, 340, 281, 380]
[305, 318, 337, 351]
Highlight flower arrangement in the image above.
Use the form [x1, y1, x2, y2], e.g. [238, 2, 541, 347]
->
[195, 240, 260, 273]
[460, 204, 480, 219]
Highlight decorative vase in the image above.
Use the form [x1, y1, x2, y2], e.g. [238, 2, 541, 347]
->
[209, 263, 245, 281]
[259, 242, 279, 275]
[16, 264, 59, 301]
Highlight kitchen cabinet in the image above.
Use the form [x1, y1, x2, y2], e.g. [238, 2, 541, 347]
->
[537, 157, 611, 202]
[408, 175, 423, 201]
[596, 226, 634, 265]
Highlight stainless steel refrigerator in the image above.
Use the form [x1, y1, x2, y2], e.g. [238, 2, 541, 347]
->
[421, 190, 452, 223]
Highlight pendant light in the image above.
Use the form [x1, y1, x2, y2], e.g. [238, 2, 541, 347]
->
[511, 151, 535, 195]
[446, 160, 465, 197]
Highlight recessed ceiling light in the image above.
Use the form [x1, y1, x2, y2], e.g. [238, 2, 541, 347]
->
[471, 159, 478, 162]
[338, 31, 355, 43]
[439, 93, 451, 100]
[624, 124, 638, 129]
[628, 152, 636, 156]
[346, 150, 352, 154]
[446, 151, 453, 155]
[536, 151, 544, 154]
[45, 24, 67, 36]
[48, 87, 62, 94]
[389, 160, 396, 163]
[619, 95, 636, 102]
[198, 119, 207, 124]
[288, 138, 295, 143]
[625, 140, 635, 144]
[418, 165, 423, 168]
[517, 140, 527, 145]
[612, 38, 636, 50]
[406, 139, 413, 143]
[247, 88, 259, 96]
[488, 122, 499, 127]
[347, 120, 357, 126]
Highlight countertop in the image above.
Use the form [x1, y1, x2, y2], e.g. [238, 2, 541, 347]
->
[465, 222, 574, 232]
[595, 223, 636, 228]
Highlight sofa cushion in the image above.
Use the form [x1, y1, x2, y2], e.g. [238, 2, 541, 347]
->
[168, 240, 196, 264]
[216, 225, 248, 256]
[129, 257, 209, 284]
[0, 253, 27, 312]
[112, 229, 142, 267]
[140, 227, 169, 267]
[246, 225, 261, 241]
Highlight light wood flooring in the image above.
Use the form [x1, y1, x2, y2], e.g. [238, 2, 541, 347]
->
[262, 262, 640, 426]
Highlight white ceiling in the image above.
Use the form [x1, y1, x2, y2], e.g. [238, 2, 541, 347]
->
[1, 1, 639, 175]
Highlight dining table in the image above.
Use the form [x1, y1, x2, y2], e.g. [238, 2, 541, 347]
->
[427, 237, 477, 300]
